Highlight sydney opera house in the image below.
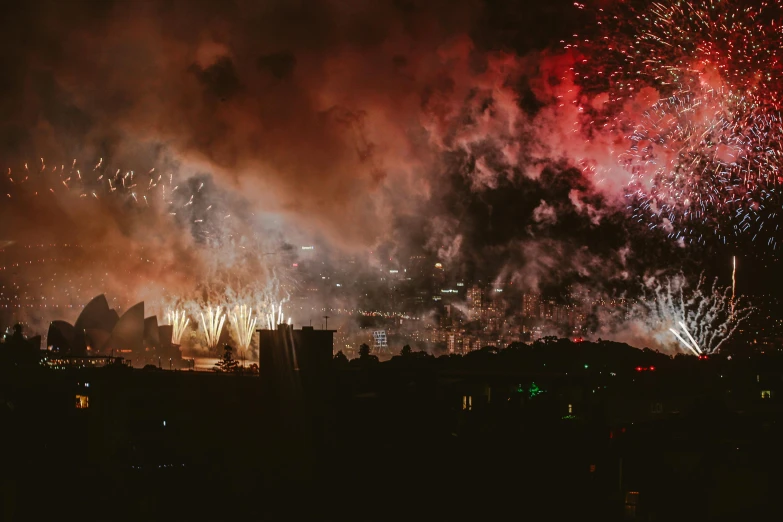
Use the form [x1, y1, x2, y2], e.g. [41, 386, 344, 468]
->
[46, 294, 184, 368]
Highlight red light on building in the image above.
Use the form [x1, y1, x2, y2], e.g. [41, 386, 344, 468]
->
[636, 366, 642, 371]
[292, 263, 298, 267]
[649, 366, 655, 371]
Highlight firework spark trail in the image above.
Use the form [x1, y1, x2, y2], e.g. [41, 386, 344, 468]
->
[260, 300, 289, 329]
[679, 321, 703, 355]
[668, 326, 700, 355]
[230, 304, 257, 352]
[166, 309, 190, 345]
[265, 302, 284, 330]
[200, 305, 226, 350]
[632, 274, 754, 355]
[1, 158, 211, 229]
[731, 256, 737, 313]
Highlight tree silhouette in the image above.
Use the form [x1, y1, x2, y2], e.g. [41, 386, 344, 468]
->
[353, 343, 379, 366]
[9, 324, 24, 344]
[1, 324, 40, 365]
[333, 350, 349, 367]
[400, 344, 412, 357]
[214, 345, 240, 373]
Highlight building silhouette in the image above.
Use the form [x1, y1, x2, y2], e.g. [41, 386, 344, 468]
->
[257, 324, 336, 480]
[44, 294, 183, 368]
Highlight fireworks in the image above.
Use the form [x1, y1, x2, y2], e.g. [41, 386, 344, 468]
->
[166, 309, 190, 345]
[264, 302, 286, 329]
[574, 0, 783, 112]
[199, 305, 226, 350]
[230, 304, 257, 352]
[623, 87, 783, 246]
[631, 274, 753, 355]
[668, 322, 701, 356]
[731, 256, 737, 314]
[156, 265, 294, 355]
[0, 158, 219, 240]
[573, 0, 783, 248]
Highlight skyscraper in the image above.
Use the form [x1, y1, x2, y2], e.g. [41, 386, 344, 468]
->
[522, 292, 540, 318]
[467, 285, 483, 321]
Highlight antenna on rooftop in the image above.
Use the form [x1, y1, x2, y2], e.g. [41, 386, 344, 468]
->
[323, 315, 330, 330]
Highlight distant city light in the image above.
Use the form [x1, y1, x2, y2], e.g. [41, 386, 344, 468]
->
[434, 263, 443, 269]
[301, 246, 314, 250]
[456, 283, 464, 287]
[389, 270, 398, 273]
[292, 263, 298, 267]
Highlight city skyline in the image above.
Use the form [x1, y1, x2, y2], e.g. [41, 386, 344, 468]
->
[1, 0, 783, 361]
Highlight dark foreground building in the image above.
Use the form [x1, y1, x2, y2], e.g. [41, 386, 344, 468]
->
[256, 325, 336, 481]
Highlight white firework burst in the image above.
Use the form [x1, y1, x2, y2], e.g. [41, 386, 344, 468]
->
[200, 305, 226, 350]
[637, 274, 753, 355]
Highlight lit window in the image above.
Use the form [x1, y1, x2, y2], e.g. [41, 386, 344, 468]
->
[568, 403, 573, 414]
[462, 395, 472, 411]
[624, 491, 639, 518]
[75, 395, 89, 409]
[761, 390, 772, 399]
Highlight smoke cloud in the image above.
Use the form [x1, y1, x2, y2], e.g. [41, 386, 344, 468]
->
[0, 0, 741, 354]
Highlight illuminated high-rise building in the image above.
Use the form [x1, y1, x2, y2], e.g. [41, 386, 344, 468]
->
[522, 292, 540, 318]
[486, 287, 505, 331]
[541, 299, 557, 320]
[447, 332, 465, 354]
[467, 285, 483, 321]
